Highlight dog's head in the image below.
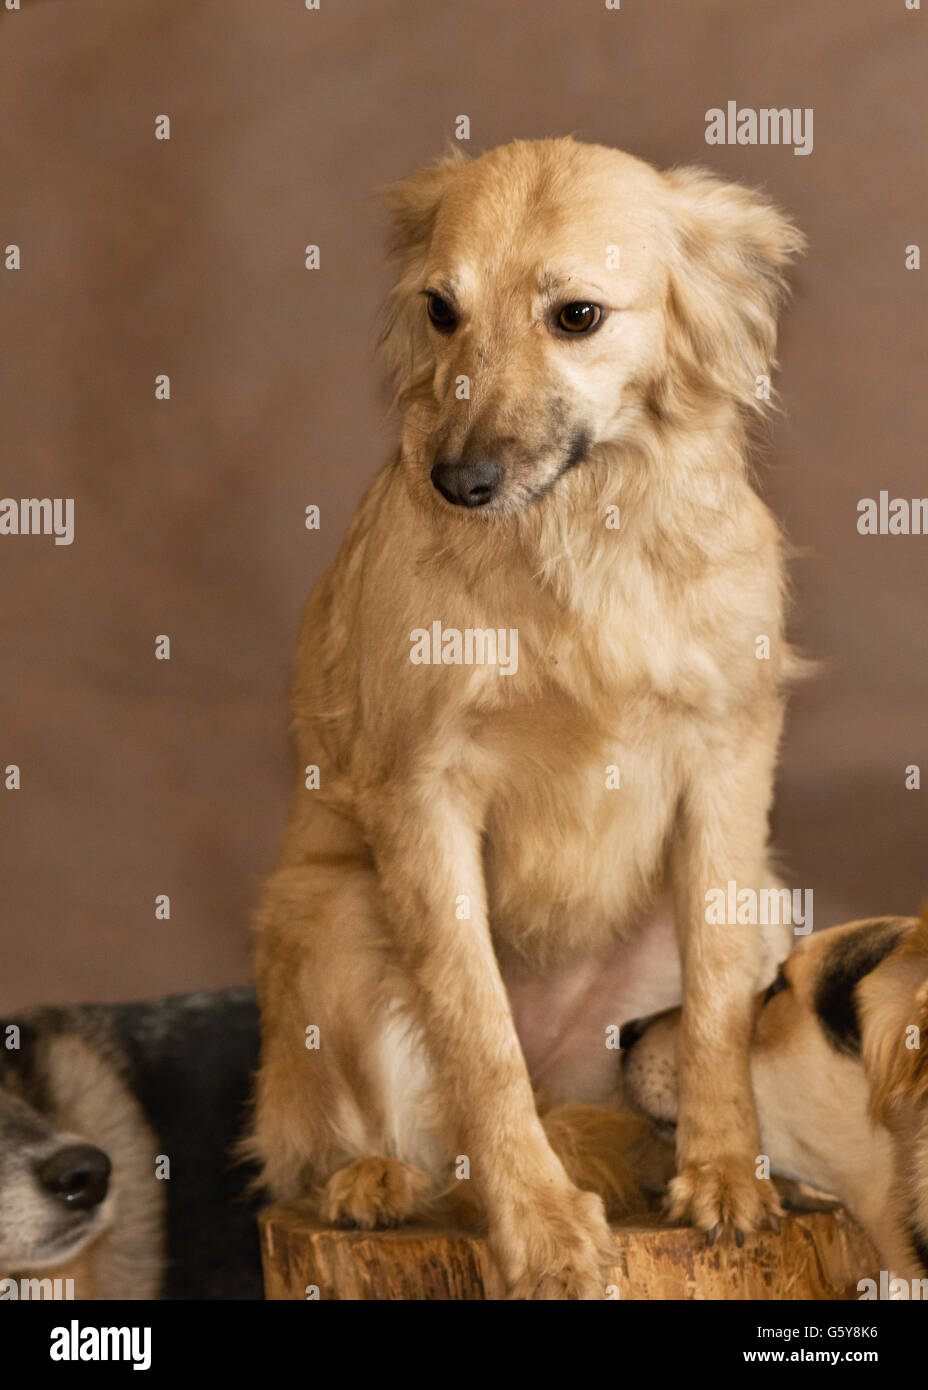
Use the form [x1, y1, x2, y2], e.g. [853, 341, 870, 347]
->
[623, 914, 928, 1275]
[0, 1033, 114, 1273]
[381, 137, 803, 516]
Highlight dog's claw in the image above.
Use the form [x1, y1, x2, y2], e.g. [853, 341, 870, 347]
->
[670, 1155, 785, 1245]
[768, 1214, 781, 1235]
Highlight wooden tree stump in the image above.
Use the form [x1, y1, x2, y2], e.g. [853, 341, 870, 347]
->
[259, 1201, 879, 1300]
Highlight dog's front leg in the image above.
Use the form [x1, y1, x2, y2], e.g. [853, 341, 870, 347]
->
[363, 778, 616, 1299]
[666, 719, 786, 1239]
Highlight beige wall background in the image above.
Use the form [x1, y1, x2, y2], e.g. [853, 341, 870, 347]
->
[1, 0, 925, 1009]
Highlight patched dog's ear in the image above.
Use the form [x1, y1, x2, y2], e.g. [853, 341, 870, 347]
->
[859, 913, 928, 1126]
[379, 149, 469, 402]
[661, 167, 805, 418]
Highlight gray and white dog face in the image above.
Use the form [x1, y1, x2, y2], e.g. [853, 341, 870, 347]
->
[0, 1066, 113, 1270]
[0, 988, 261, 1301]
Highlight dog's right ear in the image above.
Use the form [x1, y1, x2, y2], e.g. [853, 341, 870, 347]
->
[859, 913, 928, 1125]
[859, 913, 928, 1273]
[379, 149, 468, 401]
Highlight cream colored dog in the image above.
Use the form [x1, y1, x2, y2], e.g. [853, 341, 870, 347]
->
[624, 913, 928, 1280]
[248, 137, 805, 1298]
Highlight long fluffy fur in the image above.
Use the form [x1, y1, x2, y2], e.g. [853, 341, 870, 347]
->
[249, 137, 805, 1297]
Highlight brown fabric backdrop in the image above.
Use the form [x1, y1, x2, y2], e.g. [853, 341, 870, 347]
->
[1, 0, 925, 1009]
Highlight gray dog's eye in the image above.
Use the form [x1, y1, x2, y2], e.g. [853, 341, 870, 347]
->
[557, 302, 602, 334]
[426, 293, 457, 332]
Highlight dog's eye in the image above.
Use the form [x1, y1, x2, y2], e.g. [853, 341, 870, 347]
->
[762, 967, 790, 1005]
[426, 293, 457, 332]
[556, 302, 602, 334]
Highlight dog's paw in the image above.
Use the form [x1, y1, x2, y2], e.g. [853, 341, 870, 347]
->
[493, 1183, 617, 1300]
[320, 1156, 432, 1229]
[666, 1154, 783, 1240]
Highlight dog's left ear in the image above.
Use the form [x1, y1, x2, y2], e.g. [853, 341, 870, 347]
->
[662, 167, 805, 415]
[379, 149, 469, 401]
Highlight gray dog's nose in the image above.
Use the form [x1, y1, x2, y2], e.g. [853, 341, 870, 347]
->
[37, 1144, 111, 1210]
[430, 458, 501, 508]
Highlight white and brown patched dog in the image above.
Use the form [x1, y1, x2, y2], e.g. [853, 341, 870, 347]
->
[248, 136, 806, 1298]
[623, 914, 928, 1282]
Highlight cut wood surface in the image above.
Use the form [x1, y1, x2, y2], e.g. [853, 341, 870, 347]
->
[259, 1201, 879, 1300]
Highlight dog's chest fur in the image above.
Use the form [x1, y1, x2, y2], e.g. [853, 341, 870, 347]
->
[307, 463, 784, 958]
[469, 553, 756, 954]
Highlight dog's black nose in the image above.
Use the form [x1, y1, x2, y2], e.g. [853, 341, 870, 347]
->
[37, 1144, 111, 1210]
[430, 458, 501, 508]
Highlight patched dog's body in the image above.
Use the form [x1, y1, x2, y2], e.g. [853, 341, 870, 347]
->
[624, 915, 928, 1280]
[0, 989, 262, 1299]
[250, 137, 804, 1297]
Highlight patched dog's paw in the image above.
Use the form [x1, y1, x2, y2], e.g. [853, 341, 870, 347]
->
[666, 1154, 783, 1242]
[493, 1183, 617, 1300]
[321, 1156, 432, 1229]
